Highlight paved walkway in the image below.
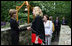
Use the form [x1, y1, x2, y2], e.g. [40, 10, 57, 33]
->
[58, 25, 71, 45]
[51, 25, 71, 45]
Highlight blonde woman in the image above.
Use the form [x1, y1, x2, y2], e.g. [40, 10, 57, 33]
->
[27, 6, 45, 45]
[49, 16, 55, 32]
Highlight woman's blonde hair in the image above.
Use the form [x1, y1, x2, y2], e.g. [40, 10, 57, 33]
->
[33, 6, 43, 17]
[49, 16, 52, 20]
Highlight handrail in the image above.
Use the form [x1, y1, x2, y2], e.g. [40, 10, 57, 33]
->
[1, 23, 31, 31]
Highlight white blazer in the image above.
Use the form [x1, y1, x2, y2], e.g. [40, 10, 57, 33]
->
[44, 20, 53, 36]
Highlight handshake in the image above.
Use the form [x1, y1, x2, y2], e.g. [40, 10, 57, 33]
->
[27, 26, 32, 31]
[19, 26, 32, 31]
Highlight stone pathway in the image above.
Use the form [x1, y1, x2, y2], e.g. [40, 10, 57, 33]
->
[51, 42, 58, 45]
[51, 25, 71, 45]
[51, 35, 59, 45]
[58, 25, 71, 45]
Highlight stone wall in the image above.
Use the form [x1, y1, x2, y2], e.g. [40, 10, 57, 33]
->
[1, 23, 32, 45]
[1, 24, 71, 45]
[58, 25, 71, 45]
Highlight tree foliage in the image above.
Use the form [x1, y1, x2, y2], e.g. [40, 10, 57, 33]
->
[1, 1, 71, 27]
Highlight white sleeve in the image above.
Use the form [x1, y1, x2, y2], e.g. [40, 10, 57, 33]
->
[48, 21, 53, 35]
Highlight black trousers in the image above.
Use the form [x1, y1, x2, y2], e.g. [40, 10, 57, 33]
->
[10, 31, 19, 45]
[33, 43, 41, 45]
[55, 26, 60, 37]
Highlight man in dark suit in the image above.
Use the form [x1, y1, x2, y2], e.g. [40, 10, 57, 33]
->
[54, 17, 61, 39]
[62, 17, 67, 25]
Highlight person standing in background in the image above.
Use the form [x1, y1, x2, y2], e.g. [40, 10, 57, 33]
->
[49, 16, 55, 42]
[54, 17, 61, 41]
[62, 17, 67, 25]
[49, 16, 55, 32]
[43, 15, 53, 45]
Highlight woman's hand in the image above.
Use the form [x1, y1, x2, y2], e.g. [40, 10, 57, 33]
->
[27, 27, 32, 31]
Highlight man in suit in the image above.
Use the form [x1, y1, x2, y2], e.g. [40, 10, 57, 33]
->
[54, 17, 61, 41]
[62, 17, 67, 25]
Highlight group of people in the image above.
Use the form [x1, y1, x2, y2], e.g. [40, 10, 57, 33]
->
[9, 6, 67, 45]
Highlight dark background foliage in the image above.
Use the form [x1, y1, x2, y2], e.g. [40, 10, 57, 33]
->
[1, 1, 71, 27]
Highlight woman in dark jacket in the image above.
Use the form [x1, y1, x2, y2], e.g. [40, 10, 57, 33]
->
[27, 6, 45, 45]
[9, 9, 20, 45]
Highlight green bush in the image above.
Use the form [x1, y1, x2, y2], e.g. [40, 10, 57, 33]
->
[1, 1, 71, 27]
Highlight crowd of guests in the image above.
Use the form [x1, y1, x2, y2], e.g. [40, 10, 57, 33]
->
[9, 6, 67, 45]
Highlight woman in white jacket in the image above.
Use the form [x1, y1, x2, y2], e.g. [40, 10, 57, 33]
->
[43, 15, 53, 45]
